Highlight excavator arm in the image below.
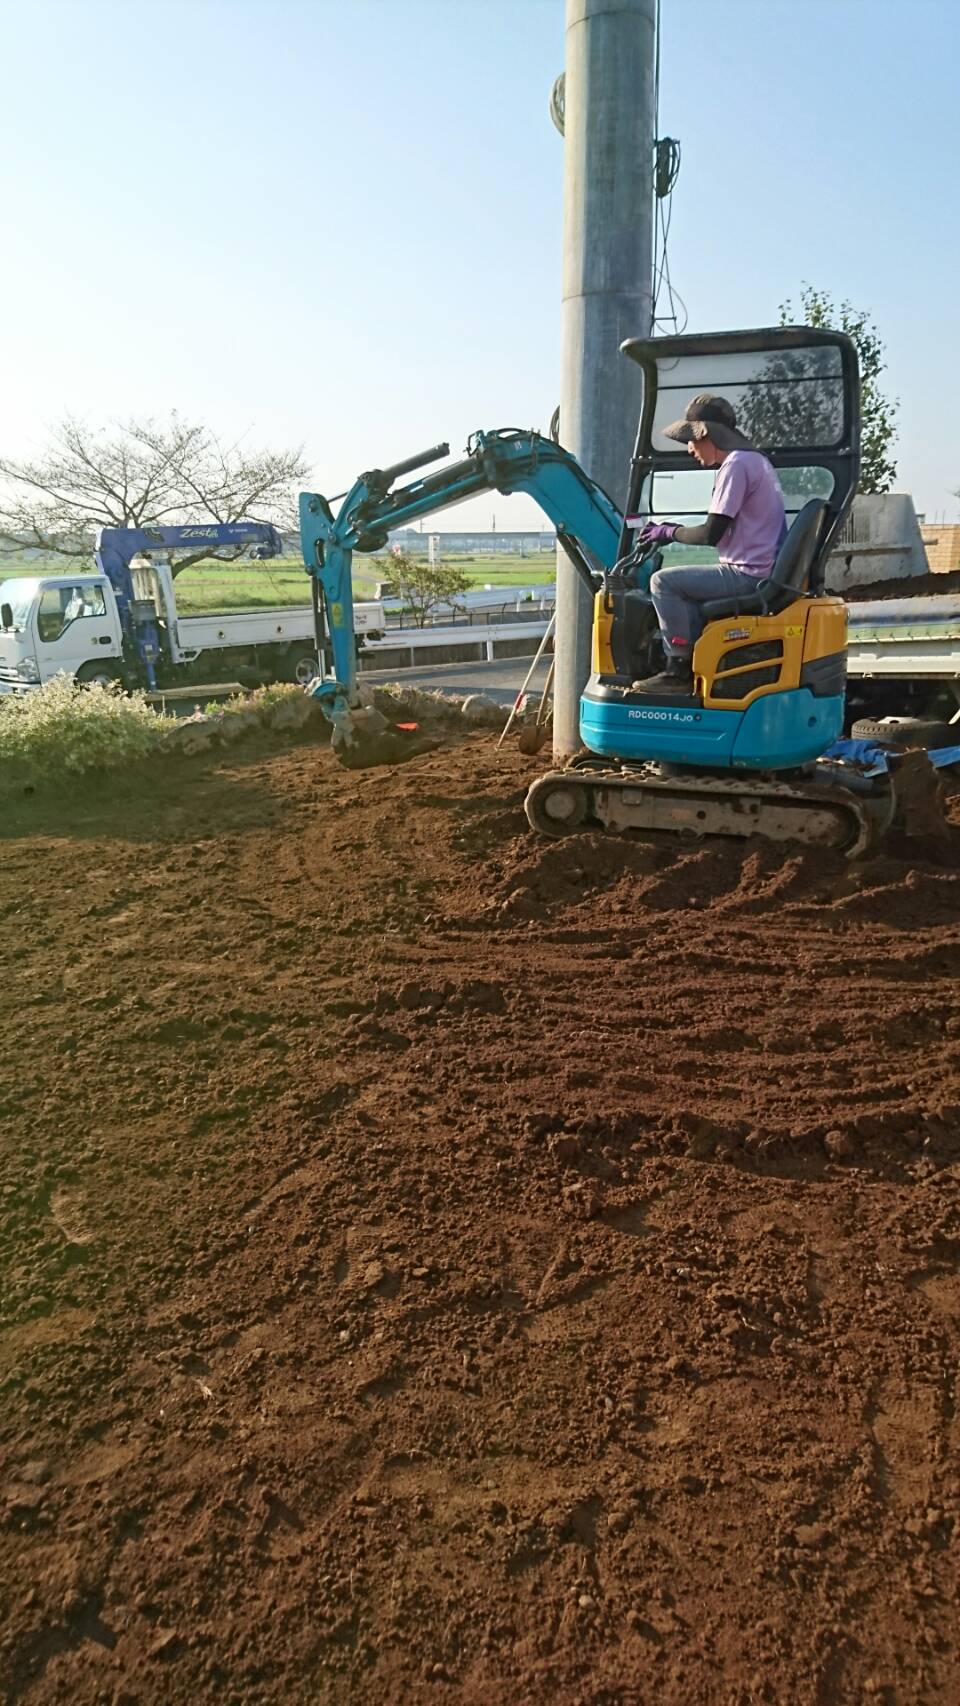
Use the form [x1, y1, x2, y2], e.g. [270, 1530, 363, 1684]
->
[298, 429, 624, 748]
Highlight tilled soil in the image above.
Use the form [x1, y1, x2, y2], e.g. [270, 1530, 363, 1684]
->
[845, 568, 960, 602]
[2, 730, 960, 1705]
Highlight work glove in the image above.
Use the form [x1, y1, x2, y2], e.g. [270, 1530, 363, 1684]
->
[636, 521, 679, 547]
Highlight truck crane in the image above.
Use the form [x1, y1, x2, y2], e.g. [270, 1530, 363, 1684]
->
[94, 522, 284, 688]
[0, 521, 386, 696]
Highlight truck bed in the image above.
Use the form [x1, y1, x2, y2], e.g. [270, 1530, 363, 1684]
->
[846, 596, 960, 679]
[847, 596, 960, 636]
[176, 606, 314, 650]
[175, 602, 384, 650]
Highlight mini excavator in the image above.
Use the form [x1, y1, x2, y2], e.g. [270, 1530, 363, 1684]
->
[299, 326, 901, 854]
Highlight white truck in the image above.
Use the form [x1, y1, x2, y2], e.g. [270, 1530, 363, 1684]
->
[0, 523, 385, 696]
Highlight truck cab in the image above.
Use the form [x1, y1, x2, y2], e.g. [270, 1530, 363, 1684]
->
[0, 574, 124, 692]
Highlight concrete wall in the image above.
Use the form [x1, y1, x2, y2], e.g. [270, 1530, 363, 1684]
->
[825, 493, 929, 591]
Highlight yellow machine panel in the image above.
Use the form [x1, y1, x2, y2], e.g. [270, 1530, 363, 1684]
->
[592, 590, 616, 677]
[696, 596, 846, 710]
[590, 587, 847, 708]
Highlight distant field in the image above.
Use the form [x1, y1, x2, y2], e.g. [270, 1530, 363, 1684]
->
[169, 551, 557, 612]
[1, 551, 557, 614]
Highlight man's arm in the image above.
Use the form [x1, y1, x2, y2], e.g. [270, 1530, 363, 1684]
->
[636, 512, 732, 549]
[668, 455, 749, 546]
[672, 513, 732, 547]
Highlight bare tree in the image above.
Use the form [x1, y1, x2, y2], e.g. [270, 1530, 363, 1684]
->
[0, 414, 309, 572]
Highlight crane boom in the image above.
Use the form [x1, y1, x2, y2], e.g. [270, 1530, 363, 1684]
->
[94, 521, 284, 686]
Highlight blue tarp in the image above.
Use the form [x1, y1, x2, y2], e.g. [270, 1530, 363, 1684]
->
[824, 737, 960, 777]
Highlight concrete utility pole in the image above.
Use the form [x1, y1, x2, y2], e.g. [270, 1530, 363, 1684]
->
[553, 0, 656, 759]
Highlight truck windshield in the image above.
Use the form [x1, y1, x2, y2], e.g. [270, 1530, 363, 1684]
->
[0, 578, 40, 631]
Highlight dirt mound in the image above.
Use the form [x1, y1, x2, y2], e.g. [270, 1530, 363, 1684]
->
[479, 807, 960, 932]
[846, 567, 960, 602]
[2, 731, 959, 1704]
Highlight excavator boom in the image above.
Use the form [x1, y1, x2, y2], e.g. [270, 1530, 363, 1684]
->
[298, 429, 623, 751]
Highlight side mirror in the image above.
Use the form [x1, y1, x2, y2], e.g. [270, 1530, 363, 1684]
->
[0, 603, 12, 630]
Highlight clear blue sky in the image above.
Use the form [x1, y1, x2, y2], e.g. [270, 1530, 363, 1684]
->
[1, 0, 957, 529]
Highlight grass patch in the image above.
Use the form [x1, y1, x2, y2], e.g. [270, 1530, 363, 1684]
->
[2, 552, 557, 615]
[170, 552, 556, 612]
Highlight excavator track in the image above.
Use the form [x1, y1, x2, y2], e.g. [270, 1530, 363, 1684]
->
[524, 764, 893, 858]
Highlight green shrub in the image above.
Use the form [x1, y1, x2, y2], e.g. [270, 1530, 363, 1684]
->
[0, 675, 168, 788]
[219, 682, 305, 716]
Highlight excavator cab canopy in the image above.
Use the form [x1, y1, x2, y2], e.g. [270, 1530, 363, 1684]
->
[619, 326, 861, 591]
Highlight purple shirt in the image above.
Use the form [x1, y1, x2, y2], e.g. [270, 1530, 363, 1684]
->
[710, 450, 786, 576]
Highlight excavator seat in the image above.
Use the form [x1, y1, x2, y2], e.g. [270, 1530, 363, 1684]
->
[700, 498, 829, 620]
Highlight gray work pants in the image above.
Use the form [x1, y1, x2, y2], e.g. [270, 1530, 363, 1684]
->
[648, 564, 765, 657]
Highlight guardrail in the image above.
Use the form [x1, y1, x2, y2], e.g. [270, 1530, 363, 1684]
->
[387, 598, 555, 632]
[359, 618, 551, 671]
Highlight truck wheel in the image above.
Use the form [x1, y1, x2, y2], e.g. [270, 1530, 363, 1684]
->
[284, 645, 319, 686]
[851, 715, 956, 750]
[76, 661, 122, 689]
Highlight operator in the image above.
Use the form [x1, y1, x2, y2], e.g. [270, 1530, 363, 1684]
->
[631, 393, 787, 694]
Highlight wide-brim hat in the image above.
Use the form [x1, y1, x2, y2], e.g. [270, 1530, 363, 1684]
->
[663, 392, 754, 452]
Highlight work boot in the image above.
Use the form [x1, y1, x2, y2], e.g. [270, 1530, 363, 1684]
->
[632, 656, 695, 695]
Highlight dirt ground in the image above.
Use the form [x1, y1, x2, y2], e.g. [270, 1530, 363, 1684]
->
[2, 727, 960, 1705]
[845, 568, 960, 602]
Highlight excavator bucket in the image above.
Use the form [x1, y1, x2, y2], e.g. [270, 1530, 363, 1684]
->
[327, 701, 438, 769]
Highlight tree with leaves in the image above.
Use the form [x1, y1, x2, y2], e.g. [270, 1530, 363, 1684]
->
[779, 285, 899, 494]
[390, 550, 471, 628]
[0, 415, 309, 573]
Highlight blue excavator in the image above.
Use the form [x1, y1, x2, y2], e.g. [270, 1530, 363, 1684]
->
[299, 325, 898, 854]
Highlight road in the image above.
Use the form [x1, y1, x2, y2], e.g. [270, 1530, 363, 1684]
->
[362, 655, 550, 706]
[151, 656, 550, 717]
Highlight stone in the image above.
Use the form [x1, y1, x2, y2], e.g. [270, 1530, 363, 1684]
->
[460, 693, 503, 726]
[793, 1522, 830, 1548]
[217, 708, 261, 743]
[148, 1628, 182, 1660]
[561, 1181, 601, 1219]
[168, 717, 215, 755]
[18, 1459, 52, 1486]
[267, 694, 314, 731]
[459, 980, 506, 1014]
[824, 1129, 856, 1161]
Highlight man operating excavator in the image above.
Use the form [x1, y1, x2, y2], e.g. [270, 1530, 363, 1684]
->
[631, 393, 787, 694]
